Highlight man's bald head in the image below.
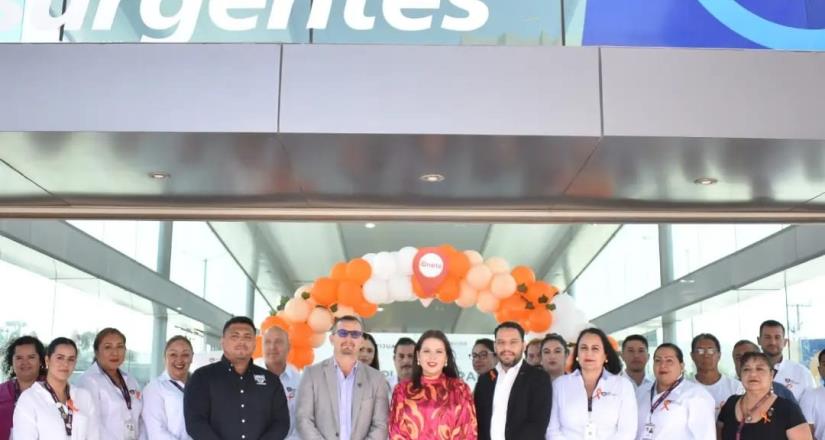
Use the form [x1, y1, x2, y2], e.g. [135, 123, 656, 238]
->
[263, 326, 290, 370]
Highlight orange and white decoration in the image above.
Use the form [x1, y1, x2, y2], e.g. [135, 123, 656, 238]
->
[254, 245, 588, 369]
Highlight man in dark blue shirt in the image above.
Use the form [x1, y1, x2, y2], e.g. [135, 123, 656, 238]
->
[184, 316, 289, 440]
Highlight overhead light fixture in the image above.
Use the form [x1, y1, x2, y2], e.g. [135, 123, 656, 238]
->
[377, 307, 384, 312]
[679, 279, 695, 284]
[693, 177, 718, 185]
[149, 171, 170, 180]
[419, 173, 445, 183]
[176, 306, 183, 311]
[365, 223, 377, 229]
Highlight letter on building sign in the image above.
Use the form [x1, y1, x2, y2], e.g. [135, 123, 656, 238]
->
[344, 0, 376, 31]
[27, 0, 90, 31]
[92, 0, 123, 31]
[442, 0, 489, 31]
[267, 0, 296, 30]
[140, 0, 203, 42]
[210, 0, 266, 32]
[306, 0, 333, 29]
[383, 0, 440, 32]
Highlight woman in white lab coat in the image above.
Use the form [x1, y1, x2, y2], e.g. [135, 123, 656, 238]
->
[76, 328, 142, 440]
[141, 335, 193, 440]
[635, 343, 716, 440]
[13, 337, 100, 439]
[547, 327, 638, 439]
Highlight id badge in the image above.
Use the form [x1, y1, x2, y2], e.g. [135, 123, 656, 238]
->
[124, 421, 137, 440]
[640, 423, 655, 440]
[585, 422, 597, 440]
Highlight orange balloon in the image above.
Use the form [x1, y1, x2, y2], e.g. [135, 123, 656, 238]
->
[527, 308, 553, 333]
[495, 307, 517, 323]
[511, 266, 536, 291]
[528, 281, 552, 304]
[337, 280, 364, 308]
[330, 262, 347, 281]
[438, 244, 458, 256]
[607, 336, 619, 351]
[436, 277, 461, 303]
[252, 335, 263, 359]
[447, 251, 471, 278]
[260, 315, 289, 334]
[345, 258, 372, 284]
[311, 277, 339, 307]
[288, 323, 314, 349]
[412, 277, 430, 299]
[500, 294, 529, 320]
[288, 346, 315, 369]
[354, 301, 378, 318]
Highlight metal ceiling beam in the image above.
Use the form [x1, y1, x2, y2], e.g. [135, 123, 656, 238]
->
[0, 219, 231, 330]
[592, 224, 825, 332]
[4, 206, 825, 222]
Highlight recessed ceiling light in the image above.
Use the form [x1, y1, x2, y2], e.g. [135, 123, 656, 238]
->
[365, 223, 377, 229]
[149, 171, 170, 180]
[419, 173, 445, 183]
[176, 306, 183, 311]
[679, 279, 695, 284]
[377, 307, 384, 312]
[694, 177, 718, 185]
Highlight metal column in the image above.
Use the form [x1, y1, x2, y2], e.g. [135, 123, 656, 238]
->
[658, 224, 678, 343]
[151, 221, 173, 377]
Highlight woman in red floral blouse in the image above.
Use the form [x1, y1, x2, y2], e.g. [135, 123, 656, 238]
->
[389, 329, 478, 440]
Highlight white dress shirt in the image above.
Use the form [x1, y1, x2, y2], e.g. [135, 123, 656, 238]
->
[13, 382, 100, 440]
[621, 370, 654, 391]
[774, 358, 815, 400]
[636, 379, 716, 440]
[491, 359, 523, 440]
[76, 363, 143, 440]
[140, 371, 190, 440]
[278, 364, 302, 440]
[800, 387, 825, 440]
[689, 375, 740, 417]
[547, 369, 638, 440]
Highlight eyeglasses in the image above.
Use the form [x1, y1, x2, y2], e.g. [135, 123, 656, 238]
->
[335, 329, 363, 339]
[470, 352, 495, 360]
[694, 348, 717, 356]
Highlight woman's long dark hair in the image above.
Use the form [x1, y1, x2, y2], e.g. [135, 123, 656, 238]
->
[2, 336, 46, 379]
[411, 330, 459, 390]
[571, 328, 622, 375]
[361, 333, 380, 370]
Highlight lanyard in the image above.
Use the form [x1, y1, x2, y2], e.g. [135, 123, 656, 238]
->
[649, 376, 684, 415]
[735, 391, 773, 440]
[586, 371, 605, 413]
[169, 380, 184, 393]
[102, 366, 132, 410]
[42, 381, 73, 437]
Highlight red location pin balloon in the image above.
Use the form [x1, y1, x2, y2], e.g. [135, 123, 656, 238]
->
[412, 247, 450, 298]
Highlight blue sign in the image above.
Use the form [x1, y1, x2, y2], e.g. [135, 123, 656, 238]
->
[582, 0, 825, 51]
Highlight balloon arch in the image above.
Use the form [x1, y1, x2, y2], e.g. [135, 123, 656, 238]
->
[254, 245, 589, 369]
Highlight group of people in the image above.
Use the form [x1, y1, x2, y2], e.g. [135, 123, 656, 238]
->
[0, 316, 823, 440]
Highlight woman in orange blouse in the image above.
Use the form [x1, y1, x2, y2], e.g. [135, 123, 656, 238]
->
[389, 330, 478, 440]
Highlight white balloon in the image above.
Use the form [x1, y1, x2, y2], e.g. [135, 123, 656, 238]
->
[372, 252, 398, 280]
[396, 246, 418, 276]
[549, 294, 589, 341]
[363, 278, 390, 304]
[388, 275, 414, 302]
[362, 253, 377, 266]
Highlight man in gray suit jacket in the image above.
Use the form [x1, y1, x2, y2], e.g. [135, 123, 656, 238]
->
[296, 315, 389, 440]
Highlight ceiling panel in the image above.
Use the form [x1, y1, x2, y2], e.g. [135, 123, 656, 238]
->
[566, 137, 825, 210]
[0, 132, 303, 205]
[0, 159, 63, 204]
[280, 133, 599, 207]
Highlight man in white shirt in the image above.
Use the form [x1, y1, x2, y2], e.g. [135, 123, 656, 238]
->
[264, 326, 301, 440]
[619, 334, 654, 390]
[689, 333, 740, 417]
[758, 319, 815, 400]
